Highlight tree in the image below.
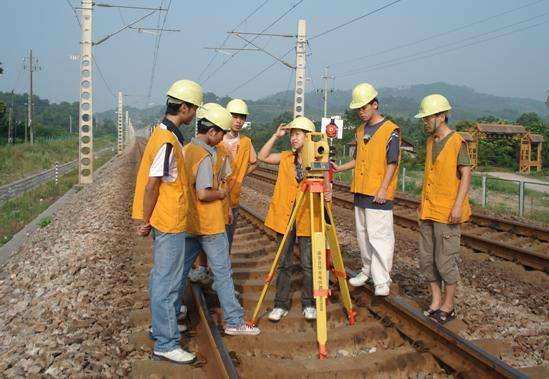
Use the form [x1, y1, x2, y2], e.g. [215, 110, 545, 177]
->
[517, 112, 545, 134]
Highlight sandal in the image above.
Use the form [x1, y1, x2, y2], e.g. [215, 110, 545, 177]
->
[422, 308, 439, 317]
[430, 309, 456, 324]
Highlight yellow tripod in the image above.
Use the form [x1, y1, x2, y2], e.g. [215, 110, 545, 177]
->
[248, 178, 356, 359]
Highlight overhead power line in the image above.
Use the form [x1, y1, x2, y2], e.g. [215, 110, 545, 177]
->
[198, 0, 271, 80]
[204, 0, 305, 84]
[146, 0, 172, 102]
[335, 19, 549, 78]
[332, 0, 548, 66]
[309, 0, 405, 40]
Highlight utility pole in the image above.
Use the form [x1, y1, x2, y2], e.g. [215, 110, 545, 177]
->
[78, 0, 94, 184]
[125, 110, 129, 147]
[69, 114, 72, 133]
[293, 19, 306, 118]
[7, 107, 13, 144]
[23, 49, 40, 145]
[320, 66, 335, 118]
[117, 91, 124, 154]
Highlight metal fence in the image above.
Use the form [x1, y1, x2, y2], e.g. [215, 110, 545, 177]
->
[0, 146, 115, 204]
[398, 167, 549, 220]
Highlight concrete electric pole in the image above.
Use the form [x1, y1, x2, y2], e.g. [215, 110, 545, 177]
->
[320, 66, 335, 118]
[23, 49, 41, 145]
[293, 19, 306, 118]
[78, 0, 94, 184]
[117, 91, 124, 154]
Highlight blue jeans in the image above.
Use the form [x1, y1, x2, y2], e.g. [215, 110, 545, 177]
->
[226, 207, 239, 251]
[180, 232, 244, 327]
[149, 229, 186, 352]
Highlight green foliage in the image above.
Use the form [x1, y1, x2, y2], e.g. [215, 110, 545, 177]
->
[39, 216, 52, 228]
[0, 91, 116, 144]
[0, 135, 114, 186]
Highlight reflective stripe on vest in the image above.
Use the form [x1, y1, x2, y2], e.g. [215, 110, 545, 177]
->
[350, 120, 400, 199]
[132, 127, 186, 233]
[420, 132, 471, 224]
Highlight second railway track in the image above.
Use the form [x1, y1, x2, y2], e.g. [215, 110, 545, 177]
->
[249, 167, 549, 273]
[198, 204, 529, 378]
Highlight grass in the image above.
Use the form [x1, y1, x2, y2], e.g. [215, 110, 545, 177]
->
[0, 151, 115, 247]
[0, 134, 115, 186]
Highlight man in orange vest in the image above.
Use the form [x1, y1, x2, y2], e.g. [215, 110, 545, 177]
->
[187, 98, 258, 284]
[223, 99, 258, 249]
[179, 103, 260, 336]
[415, 94, 472, 324]
[132, 80, 202, 364]
[259, 117, 331, 322]
[334, 83, 400, 296]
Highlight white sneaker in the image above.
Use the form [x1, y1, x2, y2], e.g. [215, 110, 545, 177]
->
[188, 266, 210, 284]
[375, 283, 390, 296]
[349, 271, 369, 287]
[153, 347, 196, 364]
[268, 308, 288, 322]
[224, 323, 261, 336]
[177, 305, 188, 321]
[303, 307, 317, 320]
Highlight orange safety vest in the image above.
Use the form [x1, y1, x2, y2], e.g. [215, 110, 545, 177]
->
[420, 132, 471, 224]
[264, 151, 320, 237]
[350, 120, 400, 199]
[181, 141, 227, 235]
[223, 135, 254, 207]
[132, 127, 186, 233]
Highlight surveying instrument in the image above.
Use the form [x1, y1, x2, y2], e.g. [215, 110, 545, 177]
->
[248, 132, 356, 359]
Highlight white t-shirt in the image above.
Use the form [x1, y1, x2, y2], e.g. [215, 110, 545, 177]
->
[149, 123, 183, 182]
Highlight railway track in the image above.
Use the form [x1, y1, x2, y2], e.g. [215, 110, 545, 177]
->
[250, 167, 549, 273]
[195, 204, 527, 378]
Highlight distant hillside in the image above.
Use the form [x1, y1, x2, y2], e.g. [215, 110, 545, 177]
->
[107, 82, 548, 127]
[257, 82, 549, 124]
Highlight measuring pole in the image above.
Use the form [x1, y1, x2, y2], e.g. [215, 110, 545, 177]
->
[78, 0, 94, 184]
[117, 91, 124, 154]
[293, 19, 306, 118]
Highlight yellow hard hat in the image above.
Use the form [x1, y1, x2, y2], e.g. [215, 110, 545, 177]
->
[284, 116, 316, 133]
[415, 94, 452, 118]
[226, 98, 249, 115]
[197, 103, 232, 131]
[166, 79, 203, 106]
[349, 83, 378, 109]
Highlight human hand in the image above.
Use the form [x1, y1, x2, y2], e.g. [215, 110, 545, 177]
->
[137, 222, 152, 237]
[373, 187, 388, 204]
[274, 124, 288, 138]
[448, 205, 462, 224]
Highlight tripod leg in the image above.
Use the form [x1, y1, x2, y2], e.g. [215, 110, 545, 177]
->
[249, 190, 306, 325]
[311, 191, 329, 359]
[325, 204, 356, 325]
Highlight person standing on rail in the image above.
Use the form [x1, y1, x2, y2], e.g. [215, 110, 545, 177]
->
[415, 94, 472, 324]
[179, 103, 260, 336]
[333, 83, 400, 296]
[132, 80, 202, 364]
[187, 99, 258, 284]
[259, 117, 332, 322]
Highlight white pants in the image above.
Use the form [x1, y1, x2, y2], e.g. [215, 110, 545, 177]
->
[354, 207, 395, 286]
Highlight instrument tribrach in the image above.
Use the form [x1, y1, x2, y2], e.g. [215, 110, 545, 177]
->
[248, 132, 356, 359]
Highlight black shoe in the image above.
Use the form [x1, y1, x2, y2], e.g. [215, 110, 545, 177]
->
[430, 309, 456, 324]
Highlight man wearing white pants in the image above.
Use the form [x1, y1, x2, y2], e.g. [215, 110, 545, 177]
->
[334, 83, 400, 296]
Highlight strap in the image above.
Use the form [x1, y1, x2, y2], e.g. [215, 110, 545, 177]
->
[162, 117, 185, 146]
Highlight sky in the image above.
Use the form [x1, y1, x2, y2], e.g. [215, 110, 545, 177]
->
[1, 0, 548, 111]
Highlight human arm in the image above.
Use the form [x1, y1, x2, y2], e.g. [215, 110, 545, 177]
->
[449, 165, 472, 224]
[138, 177, 161, 236]
[258, 124, 287, 164]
